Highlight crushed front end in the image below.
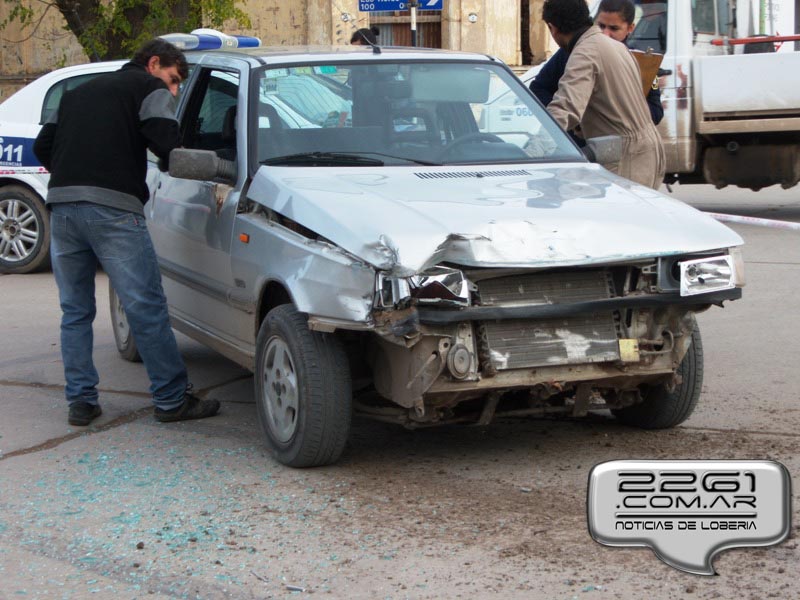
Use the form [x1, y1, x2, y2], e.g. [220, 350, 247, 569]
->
[360, 250, 744, 427]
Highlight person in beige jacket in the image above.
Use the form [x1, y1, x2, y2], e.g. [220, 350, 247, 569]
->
[541, 0, 665, 189]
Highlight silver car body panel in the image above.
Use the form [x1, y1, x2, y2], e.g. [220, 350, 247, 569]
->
[231, 211, 377, 324]
[247, 162, 743, 277]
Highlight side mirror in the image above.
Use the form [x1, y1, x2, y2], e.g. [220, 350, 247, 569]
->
[168, 148, 237, 182]
[583, 135, 623, 165]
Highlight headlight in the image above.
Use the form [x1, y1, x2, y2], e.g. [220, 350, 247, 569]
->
[376, 267, 471, 308]
[412, 267, 470, 303]
[679, 254, 742, 296]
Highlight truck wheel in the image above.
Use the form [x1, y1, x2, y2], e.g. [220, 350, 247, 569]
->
[109, 285, 142, 362]
[0, 186, 50, 274]
[254, 304, 352, 467]
[613, 320, 704, 429]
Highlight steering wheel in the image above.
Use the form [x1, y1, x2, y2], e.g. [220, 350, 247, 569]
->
[438, 132, 505, 161]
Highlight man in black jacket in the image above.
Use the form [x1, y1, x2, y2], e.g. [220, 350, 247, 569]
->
[531, 0, 664, 126]
[34, 39, 220, 426]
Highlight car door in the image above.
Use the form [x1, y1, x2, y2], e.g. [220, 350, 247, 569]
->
[147, 63, 253, 348]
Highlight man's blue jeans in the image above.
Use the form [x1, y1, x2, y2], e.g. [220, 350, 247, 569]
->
[49, 202, 187, 411]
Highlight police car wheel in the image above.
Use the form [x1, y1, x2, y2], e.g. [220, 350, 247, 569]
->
[613, 319, 704, 429]
[0, 186, 50, 274]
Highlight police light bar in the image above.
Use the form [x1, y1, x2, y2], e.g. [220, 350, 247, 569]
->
[160, 29, 261, 51]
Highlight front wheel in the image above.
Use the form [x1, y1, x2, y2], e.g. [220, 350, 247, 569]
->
[254, 304, 352, 467]
[613, 319, 704, 429]
[109, 285, 142, 362]
[0, 186, 50, 274]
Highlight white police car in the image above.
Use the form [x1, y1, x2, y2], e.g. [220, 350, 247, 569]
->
[0, 61, 125, 273]
[0, 30, 261, 274]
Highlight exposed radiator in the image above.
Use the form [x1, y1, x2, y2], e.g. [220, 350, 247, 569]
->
[477, 270, 621, 370]
[479, 270, 614, 306]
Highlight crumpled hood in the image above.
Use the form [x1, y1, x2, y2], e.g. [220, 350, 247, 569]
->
[248, 163, 743, 276]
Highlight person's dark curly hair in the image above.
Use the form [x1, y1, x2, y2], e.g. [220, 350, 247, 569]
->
[350, 26, 380, 45]
[542, 0, 593, 34]
[132, 39, 189, 81]
[598, 0, 636, 25]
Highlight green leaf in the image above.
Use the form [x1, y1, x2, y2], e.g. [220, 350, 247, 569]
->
[1, 0, 250, 61]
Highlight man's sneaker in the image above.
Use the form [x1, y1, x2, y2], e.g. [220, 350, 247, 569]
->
[154, 391, 220, 423]
[68, 402, 102, 426]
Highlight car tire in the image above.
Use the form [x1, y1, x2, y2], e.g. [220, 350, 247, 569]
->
[613, 319, 704, 429]
[0, 186, 51, 274]
[254, 304, 352, 467]
[108, 285, 142, 362]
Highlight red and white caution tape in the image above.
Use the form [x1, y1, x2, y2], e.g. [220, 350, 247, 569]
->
[705, 212, 800, 231]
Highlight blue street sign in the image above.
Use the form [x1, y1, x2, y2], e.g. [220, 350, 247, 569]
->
[358, 0, 442, 11]
[358, 1, 407, 10]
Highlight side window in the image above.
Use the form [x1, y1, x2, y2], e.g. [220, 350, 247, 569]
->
[691, 0, 730, 35]
[40, 73, 101, 124]
[182, 69, 240, 159]
[629, 1, 669, 54]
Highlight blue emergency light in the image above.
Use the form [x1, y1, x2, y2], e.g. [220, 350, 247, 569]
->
[160, 29, 261, 51]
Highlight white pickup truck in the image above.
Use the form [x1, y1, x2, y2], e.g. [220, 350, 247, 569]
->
[516, 0, 800, 191]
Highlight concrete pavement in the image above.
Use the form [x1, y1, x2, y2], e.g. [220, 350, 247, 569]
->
[1, 184, 798, 599]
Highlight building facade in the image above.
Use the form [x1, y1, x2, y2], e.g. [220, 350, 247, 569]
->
[1, 0, 554, 99]
[2, 0, 797, 99]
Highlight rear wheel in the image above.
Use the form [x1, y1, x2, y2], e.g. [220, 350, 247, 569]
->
[613, 320, 704, 429]
[0, 186, 50, 274]
[109, 285, 142, 362]
[255, 304, 352, 467]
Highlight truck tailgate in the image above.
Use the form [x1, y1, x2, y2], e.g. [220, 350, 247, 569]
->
[697, 52, 800, 116]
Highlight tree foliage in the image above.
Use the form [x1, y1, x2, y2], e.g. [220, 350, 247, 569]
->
[2, 0, 251, 61]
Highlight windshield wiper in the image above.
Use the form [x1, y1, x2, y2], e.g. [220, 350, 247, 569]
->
[262, 151, 443, 167]
[348, 151, 442, 166]
[261, 152, 384, 166]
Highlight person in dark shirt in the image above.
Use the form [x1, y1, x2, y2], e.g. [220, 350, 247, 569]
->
[531, 0, 664, 126]
[34, 39, 221, 427]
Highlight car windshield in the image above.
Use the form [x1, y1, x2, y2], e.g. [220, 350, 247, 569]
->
[255, 60, 583, 166]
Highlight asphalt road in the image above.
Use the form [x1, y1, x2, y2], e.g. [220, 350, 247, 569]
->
[0, 184, 798, 599]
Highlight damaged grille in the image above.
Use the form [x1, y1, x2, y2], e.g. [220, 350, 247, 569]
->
[477, 271, 621, 370]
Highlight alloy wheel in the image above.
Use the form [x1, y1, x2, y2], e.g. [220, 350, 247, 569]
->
[262, 336, 299, 443]
[0, 198, 39, 264]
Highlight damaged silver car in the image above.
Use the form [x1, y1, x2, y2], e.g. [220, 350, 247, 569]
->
[110, 46, 744, 467]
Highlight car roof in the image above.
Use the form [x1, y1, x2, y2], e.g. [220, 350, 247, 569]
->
[0, 60, 126, 122]
[189, 45, 498, 67]
[0, 46, 500, 124]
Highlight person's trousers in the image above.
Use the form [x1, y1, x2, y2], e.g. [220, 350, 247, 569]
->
[49, 202, 187, 410]
[616, 128, 666, 190]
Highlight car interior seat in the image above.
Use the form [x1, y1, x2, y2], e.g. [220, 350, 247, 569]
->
[257, 102, 287, 159]
[216, 105, 237, 160]
[386, 107, 440, 149]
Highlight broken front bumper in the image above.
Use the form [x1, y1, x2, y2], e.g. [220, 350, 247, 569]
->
[369, 281, 739, 412]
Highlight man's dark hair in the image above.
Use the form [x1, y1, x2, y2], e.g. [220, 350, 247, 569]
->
[542, 0, 593, 33]
[351, 26, 379, 45]
[132, 39, 189, 80]
[598, 0, 636, 25]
